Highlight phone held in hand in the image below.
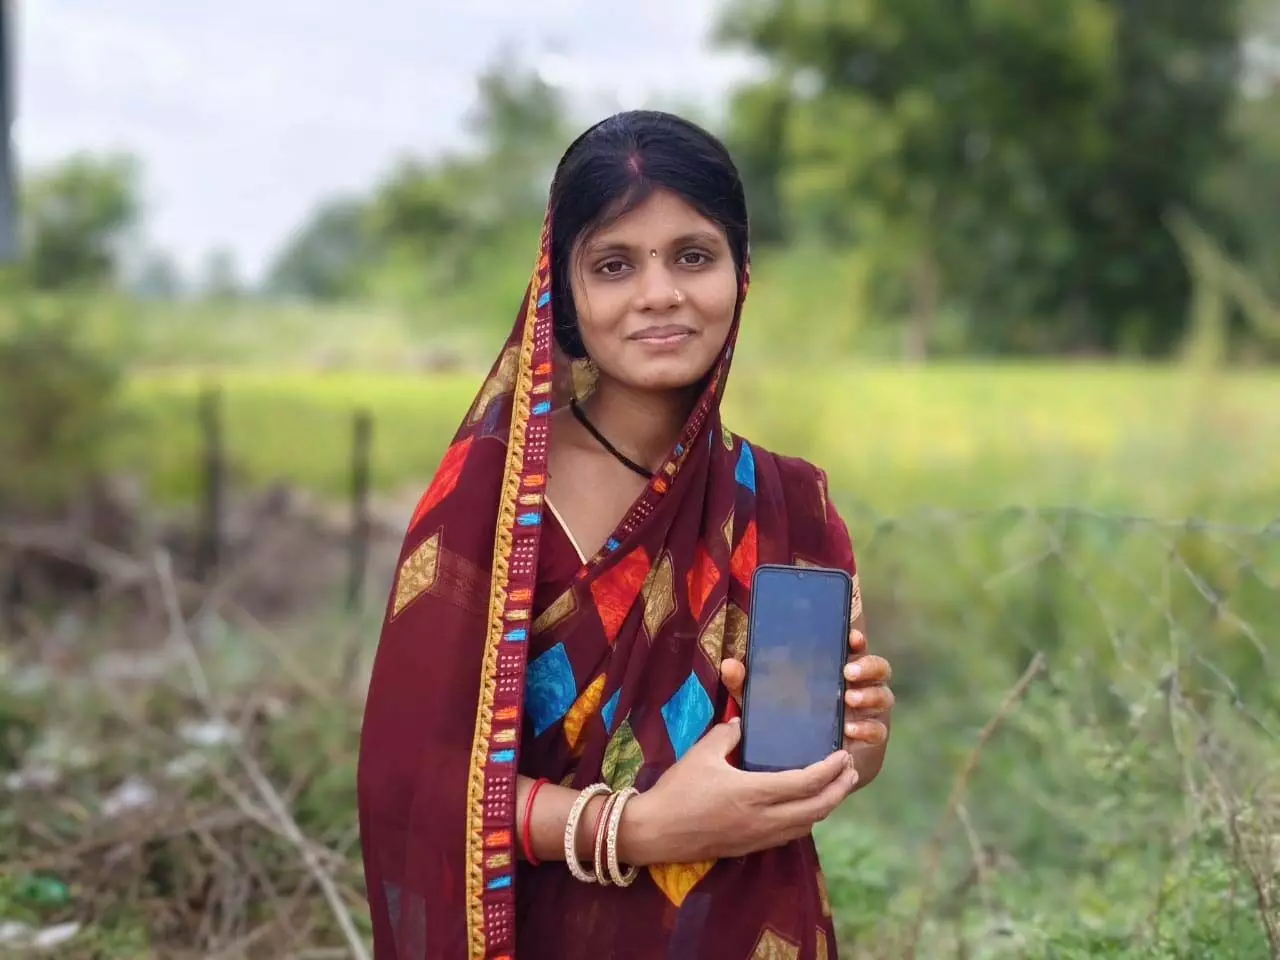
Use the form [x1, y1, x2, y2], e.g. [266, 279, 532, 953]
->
[740, 563, 853, 773]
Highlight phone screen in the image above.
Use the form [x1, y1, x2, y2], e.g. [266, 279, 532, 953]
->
[741, 565, 851, 772]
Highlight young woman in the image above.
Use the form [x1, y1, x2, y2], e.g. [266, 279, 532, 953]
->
[358, 111, 895, 960]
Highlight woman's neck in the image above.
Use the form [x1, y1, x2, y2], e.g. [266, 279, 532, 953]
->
[576, 381, 694, 473]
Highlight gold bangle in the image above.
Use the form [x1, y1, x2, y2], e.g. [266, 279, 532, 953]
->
[564, 783, 610, 883]
[605, 787, 640, 887]
[592, 792, 620, 886]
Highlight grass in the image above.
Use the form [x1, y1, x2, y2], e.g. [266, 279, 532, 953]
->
[117, 361, 1280, 522]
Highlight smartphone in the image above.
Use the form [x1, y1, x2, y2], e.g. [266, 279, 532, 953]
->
[740, 563, 852, 773]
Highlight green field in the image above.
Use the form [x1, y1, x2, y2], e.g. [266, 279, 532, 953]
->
[119, 361, 1280, 523]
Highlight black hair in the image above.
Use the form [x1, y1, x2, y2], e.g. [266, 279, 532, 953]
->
[547, 110, 749, 359]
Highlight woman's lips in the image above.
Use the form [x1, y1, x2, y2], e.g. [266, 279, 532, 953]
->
[630, 324, 696, 346]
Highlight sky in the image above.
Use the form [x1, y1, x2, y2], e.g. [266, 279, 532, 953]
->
[13, 1, 758, 282]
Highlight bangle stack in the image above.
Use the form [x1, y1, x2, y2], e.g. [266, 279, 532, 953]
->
[563, 783, 640, 887]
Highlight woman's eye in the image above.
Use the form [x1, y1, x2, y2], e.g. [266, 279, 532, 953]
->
[678, 250, 712, 267]
[597, 260, 629, 276]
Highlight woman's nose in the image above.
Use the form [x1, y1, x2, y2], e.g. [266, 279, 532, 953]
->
[635, 262, 681, 311]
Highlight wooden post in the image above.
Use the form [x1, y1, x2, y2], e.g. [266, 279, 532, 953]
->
[196, 385, 224, 582]
[347, 409, 373, 611]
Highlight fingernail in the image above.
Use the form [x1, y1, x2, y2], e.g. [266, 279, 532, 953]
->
[845, 721, 856, 738]
[845, 690, 862, 708]
[844, 663, 860, 681]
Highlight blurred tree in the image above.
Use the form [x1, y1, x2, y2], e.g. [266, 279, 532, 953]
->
[260, 57, 571, 307]
[723, 82, 793, 245]
[465, 57, 573, 218]
[721, 0, 1245, 355]
[362, 59, 571, 294]
[19, 153, 141, 291]
[1205, 0, 1280, 302]
[200, 247, 243, 301]
[131, 249, 185, 301]
[264, 197, 375, 301]
[367, 156, 485, 278]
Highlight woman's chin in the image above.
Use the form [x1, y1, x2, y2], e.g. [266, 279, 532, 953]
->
[624, 358, 719, 395]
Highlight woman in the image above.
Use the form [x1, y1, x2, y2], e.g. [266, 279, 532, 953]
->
[358, 110, 894, 960]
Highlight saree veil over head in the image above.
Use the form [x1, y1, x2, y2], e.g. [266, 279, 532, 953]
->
[358, 143, 860, 960]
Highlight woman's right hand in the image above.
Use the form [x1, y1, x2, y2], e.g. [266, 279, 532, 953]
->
[618, 718, 857, 866]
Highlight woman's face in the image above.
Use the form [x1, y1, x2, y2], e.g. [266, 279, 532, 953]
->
[569, 189, 738, 395]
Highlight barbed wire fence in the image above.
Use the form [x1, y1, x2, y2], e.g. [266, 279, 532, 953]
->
[839, 502, 1280, 957]
[2, 500, 1277, 956]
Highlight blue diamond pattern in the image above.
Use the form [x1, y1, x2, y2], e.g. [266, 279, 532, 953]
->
[526, 642, 577, 736]
[601, 688, 622, 733]
[482, 401, 502, 435]
[735, 441, 756, 492]
[661, 672, 714, 760]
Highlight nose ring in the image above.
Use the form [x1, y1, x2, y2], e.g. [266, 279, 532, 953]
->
[674, 289, 685, 305]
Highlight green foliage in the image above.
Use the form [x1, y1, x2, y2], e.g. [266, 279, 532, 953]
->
[0, 303, 130, 510]
[1208, 96, 1280, 303]
[810, 505, 1279, 958]
[17, 153, 141, 292]
[1203, 0, 1280, 305]
[720, 0, 1245, 355]
[0, 684, 41, 771]
[265, 197, 379, 301]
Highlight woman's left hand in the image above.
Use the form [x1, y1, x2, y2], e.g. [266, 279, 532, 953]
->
[841, 629, 892, 750]
[719, 627, 894, 751]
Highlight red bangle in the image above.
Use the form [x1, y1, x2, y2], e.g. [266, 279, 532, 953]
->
[521, 778, 549, 866]
[588, 792, 611, 843]
[592, 792, 619, 882]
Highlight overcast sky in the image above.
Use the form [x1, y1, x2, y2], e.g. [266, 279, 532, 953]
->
[14, 1, 758, 281]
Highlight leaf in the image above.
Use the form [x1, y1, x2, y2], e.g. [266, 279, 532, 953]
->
[601, 720, 644, 790]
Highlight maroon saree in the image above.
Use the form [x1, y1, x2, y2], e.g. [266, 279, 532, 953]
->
[358, 212, 862, 959]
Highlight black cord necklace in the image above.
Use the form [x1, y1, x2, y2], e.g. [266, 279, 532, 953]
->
[569, 398, 655, 480]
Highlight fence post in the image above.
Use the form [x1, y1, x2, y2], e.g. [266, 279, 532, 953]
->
[347, 409, 373, 611]
[195, 385, 225, 582]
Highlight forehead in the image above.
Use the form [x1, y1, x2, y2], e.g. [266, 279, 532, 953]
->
[582, 189, 724, 250]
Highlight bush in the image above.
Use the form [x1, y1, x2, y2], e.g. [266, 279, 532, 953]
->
[0, 302, 130, 512]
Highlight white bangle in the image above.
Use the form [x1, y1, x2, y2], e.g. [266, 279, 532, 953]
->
[564, 783, 610, 883]
[606, 787, 640, 887]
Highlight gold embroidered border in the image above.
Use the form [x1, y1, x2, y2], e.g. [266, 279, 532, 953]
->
[463, 258, 543, 958]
